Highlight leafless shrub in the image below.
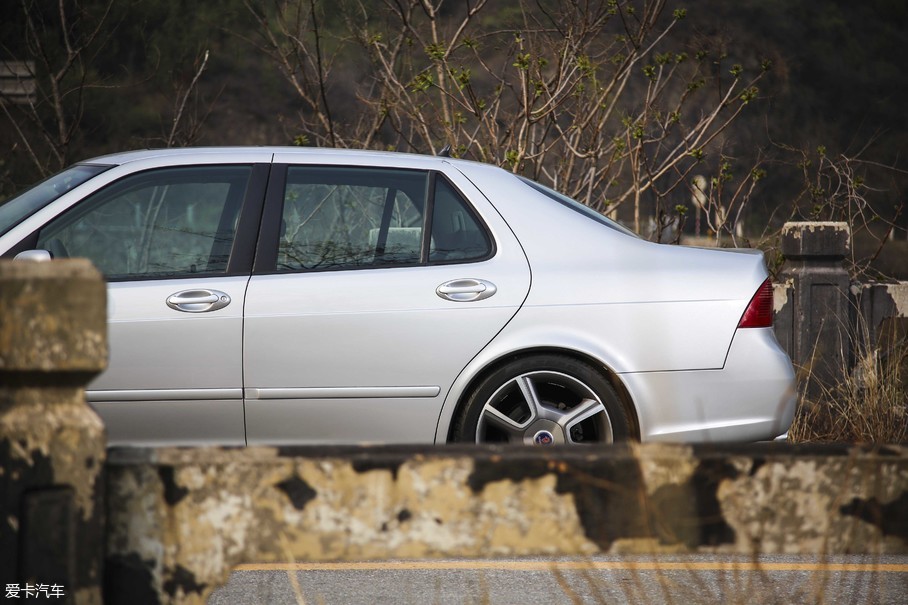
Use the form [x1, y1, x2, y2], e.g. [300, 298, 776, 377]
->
[240, 0, 770, 240]
[0, 0, 117, 175]
[777, 142, 907, 279]
[163, 49, 219, 148]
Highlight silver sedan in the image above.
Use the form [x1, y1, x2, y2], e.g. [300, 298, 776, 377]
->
[0, 148, 796, 446]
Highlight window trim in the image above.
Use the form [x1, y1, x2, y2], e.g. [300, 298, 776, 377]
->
[419, 171, 437, 264]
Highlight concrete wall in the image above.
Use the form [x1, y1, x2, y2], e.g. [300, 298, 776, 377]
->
[105, 443, 907, 604]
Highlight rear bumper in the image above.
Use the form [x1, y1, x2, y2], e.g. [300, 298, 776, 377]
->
[622, 328, 797, 443]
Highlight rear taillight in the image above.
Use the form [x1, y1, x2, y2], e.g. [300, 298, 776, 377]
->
[737, 278, 774, 328]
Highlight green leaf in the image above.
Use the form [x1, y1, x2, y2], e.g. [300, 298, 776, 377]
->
[425, 43, 446, 61]
[739, 86, 759, 103]
[409, 71, 434, 93]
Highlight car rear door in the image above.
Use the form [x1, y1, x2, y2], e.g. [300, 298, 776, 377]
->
[242, 158, 530, 444]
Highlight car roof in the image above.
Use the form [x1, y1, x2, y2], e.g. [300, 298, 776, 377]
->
[79, 146, 475, 169]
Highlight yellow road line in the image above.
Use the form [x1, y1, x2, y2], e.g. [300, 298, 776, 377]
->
[234, 561, 908, 573]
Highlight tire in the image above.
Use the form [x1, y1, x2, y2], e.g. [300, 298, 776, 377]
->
[451, 354, 631, 445]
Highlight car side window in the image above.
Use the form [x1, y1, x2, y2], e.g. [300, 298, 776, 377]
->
[278, 166, 426, 271]
[277, 166, 491, 272]
[429, 177, 492, 262]
[36, 166, 252, 280]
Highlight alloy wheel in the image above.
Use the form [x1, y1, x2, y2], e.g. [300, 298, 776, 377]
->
[475, 371, 614, 445]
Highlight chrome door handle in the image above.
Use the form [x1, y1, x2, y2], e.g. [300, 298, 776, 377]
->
[166, 289, 231, 313]
[436, 279, 497, 302]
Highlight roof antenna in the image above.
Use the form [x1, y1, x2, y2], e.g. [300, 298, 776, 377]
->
[438, 144, 452, 157]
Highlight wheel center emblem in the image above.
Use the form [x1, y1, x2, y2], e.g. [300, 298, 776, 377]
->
[533, 430, 555, 446]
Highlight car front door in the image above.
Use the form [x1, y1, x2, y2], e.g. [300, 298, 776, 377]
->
[30, 159, 270, 446]
[242, 160, 531, 444]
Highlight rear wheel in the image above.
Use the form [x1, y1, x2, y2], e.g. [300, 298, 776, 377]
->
[451, 355, 631, 445]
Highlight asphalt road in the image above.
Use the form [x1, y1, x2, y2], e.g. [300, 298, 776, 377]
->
[207, 554, 908, 604]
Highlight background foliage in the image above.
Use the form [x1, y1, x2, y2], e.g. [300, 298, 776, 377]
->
[1, 0, 905, 275]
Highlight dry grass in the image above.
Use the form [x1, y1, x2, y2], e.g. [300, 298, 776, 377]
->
[788, 336, 908, 444]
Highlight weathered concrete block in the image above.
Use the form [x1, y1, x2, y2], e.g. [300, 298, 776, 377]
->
[857, 282, 908, 352]
[0, 259, 107, 376]
[105, 443, 908, 605]
[1, 259, 108, 605]
[772, 280, 794, 357]
[780, 221, 850, 259]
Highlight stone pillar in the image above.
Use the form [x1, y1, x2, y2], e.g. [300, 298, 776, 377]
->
[0, 260, 108, 605]
[777, 222, 852, 395]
